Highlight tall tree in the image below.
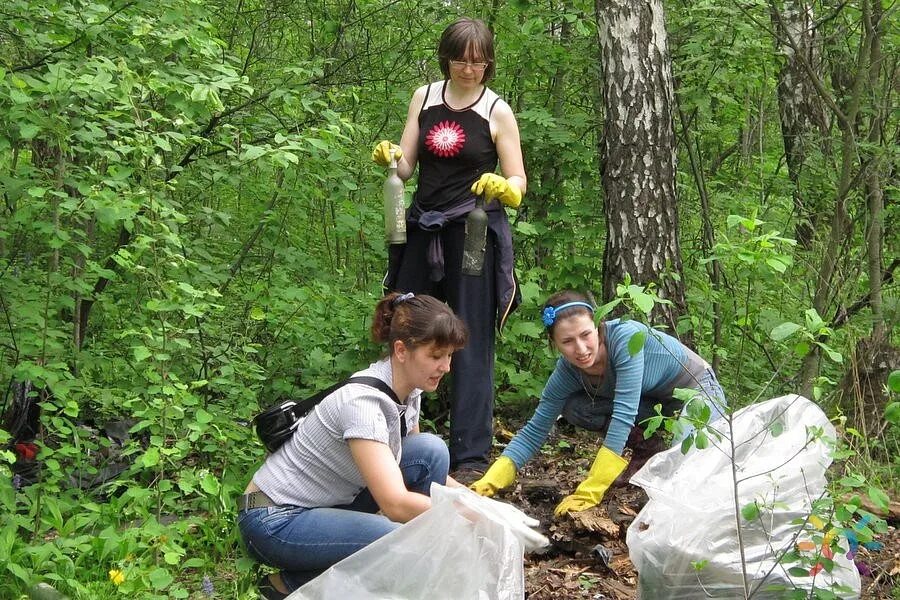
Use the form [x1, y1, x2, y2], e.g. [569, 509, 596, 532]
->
[595, 0, 687, 331]
[770, 0, 830, 249]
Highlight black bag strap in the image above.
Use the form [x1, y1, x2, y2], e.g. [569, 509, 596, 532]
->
[345, 376, 401, 404]
[345, 376, 407, 437]
[292, 376, 406, 435]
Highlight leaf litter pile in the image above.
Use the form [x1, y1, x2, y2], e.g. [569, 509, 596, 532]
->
[487, 418, 899, 599]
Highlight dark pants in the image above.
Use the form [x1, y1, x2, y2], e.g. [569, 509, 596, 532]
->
[391, 221, 496, 468]
[561, 391, 677, 479]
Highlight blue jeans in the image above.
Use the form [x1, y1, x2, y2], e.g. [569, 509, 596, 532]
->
[237, 433, 449, 591]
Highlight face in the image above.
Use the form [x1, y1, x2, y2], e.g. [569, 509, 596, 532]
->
[448, 43, 488, 87]
[551, 313, 606, 375]
[401, 341, 455, 392]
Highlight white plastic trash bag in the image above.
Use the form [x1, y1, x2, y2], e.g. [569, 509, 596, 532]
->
[288, 484, 549, 600]
[626, 394, 861, 599]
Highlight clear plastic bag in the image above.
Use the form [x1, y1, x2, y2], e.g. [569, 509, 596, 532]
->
[626, 394, 861, 599]
[288, 484, 549, 600]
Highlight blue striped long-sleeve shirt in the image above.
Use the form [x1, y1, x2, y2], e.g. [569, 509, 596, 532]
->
[502, 319, 709, 466]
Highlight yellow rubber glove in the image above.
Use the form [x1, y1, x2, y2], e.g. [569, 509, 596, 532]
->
[469, 456, 517, 497]
[372, 140, 402, 167]
[554, 446, 627, 517]
[471, 173, 522, 208]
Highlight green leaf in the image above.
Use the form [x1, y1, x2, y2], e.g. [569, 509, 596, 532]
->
[694, 430, 709, 449]
[885, 402, 900, 425]
[804, 308, 825, 333]
[19, 123, 39, 139]
[867, 486, 890, 511]
[769, 420, 784, 437]
[200, 473, 220, 495]
[787, 566, 810, 578]
[249, 306, 266, 320]
[141, 447, 160, 468]
[770, 322, 801, 341]
[7, 562, 30, 583]
[631, 291, 654, 315]
[241, 145, 267, 161]
[627, 330, 646, 356]
[838, 475, 865, 488]
[148, 567, 173, 590]
[822, 346, 843, 364]
[132, 345, 151, 362]
[514, 221, 538, 236]
[195, 408, 213, 424]
[595, 299, 621, 319]
[765, 257, 787, 273]
[887, 370, 900, 393]
[741, 501, 760, 521]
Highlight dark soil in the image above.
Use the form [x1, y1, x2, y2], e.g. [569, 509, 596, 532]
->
[489, 419, 900, 600]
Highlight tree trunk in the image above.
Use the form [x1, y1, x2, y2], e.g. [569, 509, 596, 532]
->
[770, 0, 830, 249]
[596, 0, 687, 332]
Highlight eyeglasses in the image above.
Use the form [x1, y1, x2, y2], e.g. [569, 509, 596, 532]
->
[449, 60, 489, 72]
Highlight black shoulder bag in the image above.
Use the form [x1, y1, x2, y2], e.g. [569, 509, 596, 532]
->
[253, 377, 403, 453]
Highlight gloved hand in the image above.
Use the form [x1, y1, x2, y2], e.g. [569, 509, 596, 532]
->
[469, 456, 517, 497]
[372, 140, 402, 167]
[554, 446, 627, 517]
[471, 173, 522, 208]
[481, 497, 549, 552]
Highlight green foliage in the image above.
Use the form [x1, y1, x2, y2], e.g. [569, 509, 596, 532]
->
[0, 0, 895, 596]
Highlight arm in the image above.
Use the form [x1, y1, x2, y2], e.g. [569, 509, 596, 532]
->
[491, 100, 527, 196]
[553, 325, 646, 516]
[471, 361, 578, 497]
[349, 438, 431, 523]
[501, 359, 579, 468]
[602, 324, 646, 454]
[395, 85, 427, 181]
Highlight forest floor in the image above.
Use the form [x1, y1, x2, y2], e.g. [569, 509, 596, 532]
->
[487, 417, 900, 600]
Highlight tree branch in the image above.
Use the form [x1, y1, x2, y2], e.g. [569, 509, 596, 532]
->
[9, 2, 137, 73]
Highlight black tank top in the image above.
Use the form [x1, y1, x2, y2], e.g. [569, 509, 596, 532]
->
[414, 81, 501, 212]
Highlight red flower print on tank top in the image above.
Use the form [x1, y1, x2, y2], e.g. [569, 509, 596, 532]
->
[425, 120, 466, 157]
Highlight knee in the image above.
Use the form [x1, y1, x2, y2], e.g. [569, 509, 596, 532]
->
[404, 433, 449, 475]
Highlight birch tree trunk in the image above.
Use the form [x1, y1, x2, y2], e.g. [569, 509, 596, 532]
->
[596, 0, 686, 331]
[770, 0, 829, 249]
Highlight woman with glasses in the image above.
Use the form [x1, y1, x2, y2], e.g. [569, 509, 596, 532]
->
[470, 290, 727, 517]
[238, 293, 468, 599]
[372, 17, 526, 484]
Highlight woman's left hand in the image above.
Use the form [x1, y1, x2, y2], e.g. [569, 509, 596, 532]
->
[471, 173, 522, 208]
[553, 446, 627, 517]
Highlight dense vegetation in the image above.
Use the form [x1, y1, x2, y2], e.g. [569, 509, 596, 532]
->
[1, 0, 896, 597]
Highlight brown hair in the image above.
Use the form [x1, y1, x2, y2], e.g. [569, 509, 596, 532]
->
[372, 292, 468, 353]
[437, 17, 496, 83]
[542, 290, 605, 348]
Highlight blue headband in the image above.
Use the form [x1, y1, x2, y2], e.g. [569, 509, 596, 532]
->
[541, 301, 594, 327]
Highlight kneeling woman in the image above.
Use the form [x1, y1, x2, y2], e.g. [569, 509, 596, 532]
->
[238, 292, 468, 599]
[472, 290, 726, 516]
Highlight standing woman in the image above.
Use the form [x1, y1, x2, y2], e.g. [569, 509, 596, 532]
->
[372, 17, 526, 480]
[238, 293, 467, 599]
[471, 290, 727, 516]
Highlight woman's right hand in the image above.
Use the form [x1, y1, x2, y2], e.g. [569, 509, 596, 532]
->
[372, 140, 402, 166]
[470, 456, 517, 497]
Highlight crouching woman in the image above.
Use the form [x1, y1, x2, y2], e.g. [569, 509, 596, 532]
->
[238, 292, 468, 599]
[471, 290, 726, 517]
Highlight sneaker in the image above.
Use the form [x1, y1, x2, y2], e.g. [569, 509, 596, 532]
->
[450, 463, 487, 486]
[257, 574, 288, 600]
